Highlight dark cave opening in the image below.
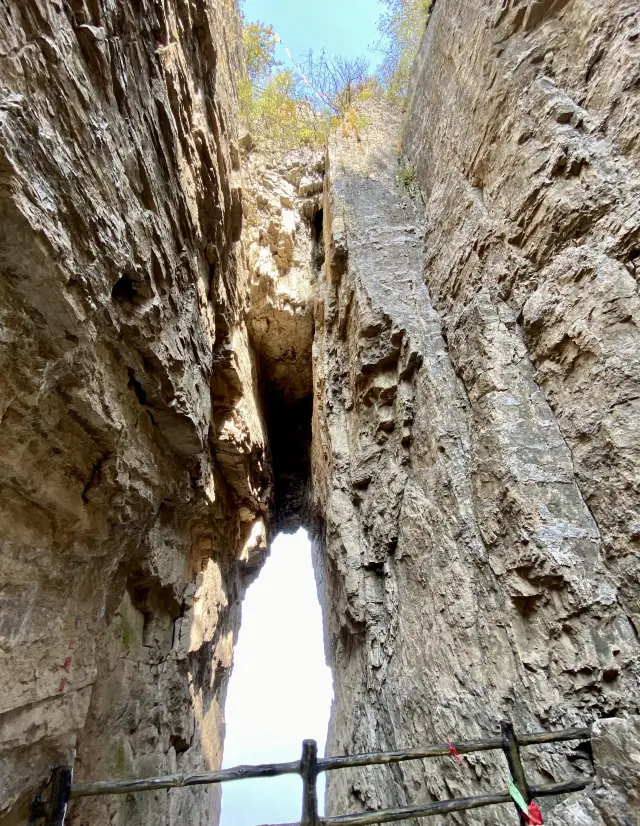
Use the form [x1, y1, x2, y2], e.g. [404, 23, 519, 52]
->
[311, 207, 325, 273]
[112, 273, 139, 303]
[264, 385, 313, 535]
[252, 204, 320, 536]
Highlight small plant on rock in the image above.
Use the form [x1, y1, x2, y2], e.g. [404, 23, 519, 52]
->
[397, 161, 417, 190]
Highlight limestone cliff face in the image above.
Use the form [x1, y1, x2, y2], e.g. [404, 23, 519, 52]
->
[2, 0, 640, 825]
[312, 0, 640, 819]
[404, 0, 640, 629]
[0, 3, 324, 821]
[0, 2, 272, 825]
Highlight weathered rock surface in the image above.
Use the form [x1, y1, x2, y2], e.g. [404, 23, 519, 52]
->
[311, 0, 640, 810]
[0, 2, 272, 825]
[404, 0, 640, 631]
[242, 147, 324, 531]
[547, 716, 640, 826]
[0, 2, 324, 820]
[2, 0, 640, 825]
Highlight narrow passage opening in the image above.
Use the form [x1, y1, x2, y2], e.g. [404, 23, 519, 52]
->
[311, 208, 325, 272]
[221, 529, 333, 826]
[266, 389, 313, 533]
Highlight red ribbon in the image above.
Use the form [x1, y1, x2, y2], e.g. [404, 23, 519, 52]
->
[527, 802, 544, 825]
[447, 742, 462, 764]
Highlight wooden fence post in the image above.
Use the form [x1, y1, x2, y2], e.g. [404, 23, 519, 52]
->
[300, 739, 319, 826]
[501, 720, 530, 826]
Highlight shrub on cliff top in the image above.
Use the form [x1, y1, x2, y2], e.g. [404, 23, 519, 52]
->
[244, 21, 280, 83]
[245, 69, 332, 147]
[239, 1, 433, 149]
[300, 51, 370, 117]
[239, 19, 376, 148]
[240, 19, 333, 148]
[378, 0, 432, 101]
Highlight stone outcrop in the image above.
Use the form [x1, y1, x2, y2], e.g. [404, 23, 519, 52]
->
[0, 2, 272, 825]
[311, 0, 640, 817]
[242, 147, 324, 531]
[547, 716, 640, 826]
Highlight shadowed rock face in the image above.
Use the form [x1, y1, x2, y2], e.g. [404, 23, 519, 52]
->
[0, 2, 270, 825]
[0, 0, 320, 816]
[242, 148, 325, 532]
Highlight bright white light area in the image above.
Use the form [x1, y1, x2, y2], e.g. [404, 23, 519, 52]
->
[221, 528, 333, 826]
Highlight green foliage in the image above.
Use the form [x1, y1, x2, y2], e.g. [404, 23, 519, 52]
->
[243, 21, 280, 83]
[241, 67, 334, 149]
[397, 161, 417, 190]
[338, 103, 373, 142]
[378, 0, 432, 102]
[239, 0, 432, 148]
[240, 20, 332, 148]
[121, 614, 135, 652]
[239, 19, 375, 149]
[112, 739, 129, 777]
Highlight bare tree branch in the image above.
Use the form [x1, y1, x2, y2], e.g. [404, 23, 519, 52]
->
[284, 48, 370, 116]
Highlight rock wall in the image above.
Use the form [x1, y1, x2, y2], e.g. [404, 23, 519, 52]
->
[0, 2, 274, 825]
[242, 146, 324, 532]
[547, 716, 640, 826]
[312, 0, 640, 817]
[2, 0, 640, 824]
[404, 0, 640, 630]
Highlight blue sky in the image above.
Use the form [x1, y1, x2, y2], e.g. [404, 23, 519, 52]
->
[240, 0, 386, 68]
[221, 530, 333, 826]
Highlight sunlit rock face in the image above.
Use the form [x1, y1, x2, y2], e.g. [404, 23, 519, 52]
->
[0, 2, 270, 825]
[310, 0, 640, 814]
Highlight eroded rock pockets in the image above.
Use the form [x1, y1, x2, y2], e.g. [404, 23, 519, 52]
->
[242, 147, 326, 533]
[0, 3, 270, 826]
[312, 86, 640, 825]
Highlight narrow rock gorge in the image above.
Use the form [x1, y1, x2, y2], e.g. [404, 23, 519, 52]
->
[0, 1, 639, 826]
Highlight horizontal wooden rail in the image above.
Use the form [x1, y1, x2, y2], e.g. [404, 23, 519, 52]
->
[257, 778, 591, 826]
[317, 726, 591, 771]
[318, 779, 590, 826]
[317, 738, 503, 771]
[519, 727, 592, 747]
[70, 759, 301, 798]
[34, 722, 593, 826]
[69, 726, 591, 797]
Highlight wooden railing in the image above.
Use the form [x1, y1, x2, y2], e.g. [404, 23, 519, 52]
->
[30, 721, 592, 826]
